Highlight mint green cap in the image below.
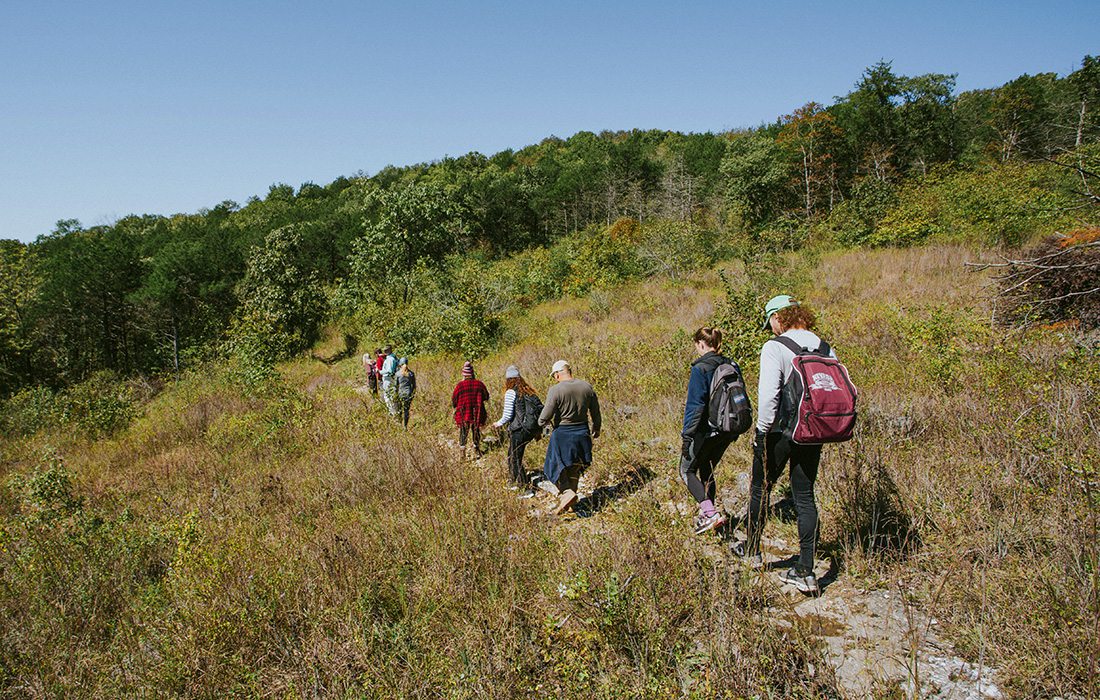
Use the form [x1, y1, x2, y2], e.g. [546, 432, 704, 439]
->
[761, 294, 797, 330]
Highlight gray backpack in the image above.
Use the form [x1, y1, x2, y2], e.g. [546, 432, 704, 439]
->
[707, 362, 752, 437]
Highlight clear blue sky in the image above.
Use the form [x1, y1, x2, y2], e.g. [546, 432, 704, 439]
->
[2, 0, 1097, 242]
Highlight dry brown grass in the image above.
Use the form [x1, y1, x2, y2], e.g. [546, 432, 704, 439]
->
[1, 244, 1097, 697]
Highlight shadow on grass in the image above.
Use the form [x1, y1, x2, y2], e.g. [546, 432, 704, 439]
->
[311, 334, 358, 365]
[574, 466, 657, 518]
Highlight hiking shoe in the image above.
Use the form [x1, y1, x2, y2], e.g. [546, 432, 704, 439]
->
[537, 479, 560, 497]
[693, 511, 727, 535]
[780, 567, 820, 596]
[518, 489, 537, 499]
[553, 489, 578, 515]
[730, 541, 764, 569]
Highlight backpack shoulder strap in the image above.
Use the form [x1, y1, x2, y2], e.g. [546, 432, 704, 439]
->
[769, 335, 805, 355]
[816, 340, 832, 357]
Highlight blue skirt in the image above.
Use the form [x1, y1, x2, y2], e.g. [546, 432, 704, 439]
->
[543, 423, 592, 484]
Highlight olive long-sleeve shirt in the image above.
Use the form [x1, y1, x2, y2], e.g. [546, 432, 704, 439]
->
[538, 378, 601, 435]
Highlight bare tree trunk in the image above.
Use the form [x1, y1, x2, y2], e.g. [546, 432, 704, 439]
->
[171, 313, 180, 382]
[1077, 100, 1087, 148]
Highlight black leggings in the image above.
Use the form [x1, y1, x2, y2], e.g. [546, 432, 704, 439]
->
[746, 433, 821, 571]
[680, 435, 733, 504]
[507, 430, 534, 485]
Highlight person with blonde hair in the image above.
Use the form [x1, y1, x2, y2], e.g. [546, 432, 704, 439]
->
[396, 357, 416, 429]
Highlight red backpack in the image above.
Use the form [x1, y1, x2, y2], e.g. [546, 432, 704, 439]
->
[770, 336, 857, 445]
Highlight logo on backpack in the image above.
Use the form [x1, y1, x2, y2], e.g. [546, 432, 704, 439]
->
[707, 361, 753, 438]
[771, 336, 858, 445]
[808, 373, 841, 392]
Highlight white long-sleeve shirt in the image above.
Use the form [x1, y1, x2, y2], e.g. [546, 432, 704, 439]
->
[493, 388, 517, 428]
[756, 329, 836, 433]
[381, 354, 398, 379]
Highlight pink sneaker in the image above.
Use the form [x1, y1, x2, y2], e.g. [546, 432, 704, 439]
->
[693, 511, 727, 534]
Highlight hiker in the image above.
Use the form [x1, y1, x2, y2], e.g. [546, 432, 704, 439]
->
[380, 345, 398, 416]
[680, 327, 751, 535]
[492, 365, 543, 492]
[396, 357, 416, 429]
[452, 361, 490, 459]
[364, 347, 380, 395]
[746, 295, 851, 596]
[539, 360, 601, 515]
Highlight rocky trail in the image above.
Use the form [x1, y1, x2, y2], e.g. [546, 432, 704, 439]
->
[355, 378, 1003, 698]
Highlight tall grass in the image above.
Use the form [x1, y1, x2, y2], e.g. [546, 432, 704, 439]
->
[1, 244, 1097, 697]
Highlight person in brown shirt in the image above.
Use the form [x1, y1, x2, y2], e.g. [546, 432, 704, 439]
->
[539, 360, 600, 514]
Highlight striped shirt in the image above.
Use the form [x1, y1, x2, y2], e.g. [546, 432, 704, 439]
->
[493, 389, 517, 427]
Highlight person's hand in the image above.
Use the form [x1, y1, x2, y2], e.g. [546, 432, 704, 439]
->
[592, 429, 600, 439]
[753, 429, 766, 452]
[681, 437, 692, 462]
[752, 430, 767, 468]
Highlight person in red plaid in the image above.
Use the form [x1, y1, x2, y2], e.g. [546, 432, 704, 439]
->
[452, 360, 490, 459]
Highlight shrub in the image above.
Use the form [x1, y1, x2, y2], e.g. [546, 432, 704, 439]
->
[59, 370, 136, 438]
[996, 227, 1100, 329]
[0, 386, 59, 437]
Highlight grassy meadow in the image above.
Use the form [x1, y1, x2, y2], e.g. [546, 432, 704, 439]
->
[1, 244, 1097, 698]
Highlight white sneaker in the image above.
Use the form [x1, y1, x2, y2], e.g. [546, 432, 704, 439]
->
[780, 567, 820, 596]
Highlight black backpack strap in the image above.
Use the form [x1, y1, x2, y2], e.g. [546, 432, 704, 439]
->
[769, 335, 831, 357]
[769, 336, 805, 355]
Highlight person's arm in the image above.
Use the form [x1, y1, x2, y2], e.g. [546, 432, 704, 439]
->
[589, 388, 601, 438]
[756, 342, 785, 433]
[538, 386, 558, 427]
[494, 389, 516, 427]
[452, 383, 460, 408]
[681, 365, 708, 439]
[409, 373, 416, 398]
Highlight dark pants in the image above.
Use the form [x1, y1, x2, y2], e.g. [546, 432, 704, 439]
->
[400, 398, 412, 428]
[459, 423, 482, 454]
[679, 434, 733, 504]
[507, 430, 534, 485]
[556, 463, 584, 493]
[746, 432, 821, 572]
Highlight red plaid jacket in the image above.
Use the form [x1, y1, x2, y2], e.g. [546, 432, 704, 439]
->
[452, 378, 489, 426]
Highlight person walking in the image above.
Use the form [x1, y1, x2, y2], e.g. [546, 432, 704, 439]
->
[539, 360, 601, 515]
[364, 348, 381, 395]
[396, 357, 416, 429]
[491, 365, 543, 491]
[746, 295, 837, 596]
[679, 327, 744, 535]
[380, 345, 398, 416]
[452, 361, 490, 459]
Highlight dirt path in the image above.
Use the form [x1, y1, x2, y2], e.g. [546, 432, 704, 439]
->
[419, 410, 1003, 698]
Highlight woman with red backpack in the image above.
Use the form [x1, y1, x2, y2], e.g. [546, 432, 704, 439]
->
[744, 295, 856, 596]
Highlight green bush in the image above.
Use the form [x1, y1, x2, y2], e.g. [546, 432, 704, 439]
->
[0, 456, 171, 694]
[0, 386, 59, 437]
[59, 371, 136, 438]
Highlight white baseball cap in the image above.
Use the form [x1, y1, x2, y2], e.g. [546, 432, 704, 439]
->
[550, 360, 570, 376]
